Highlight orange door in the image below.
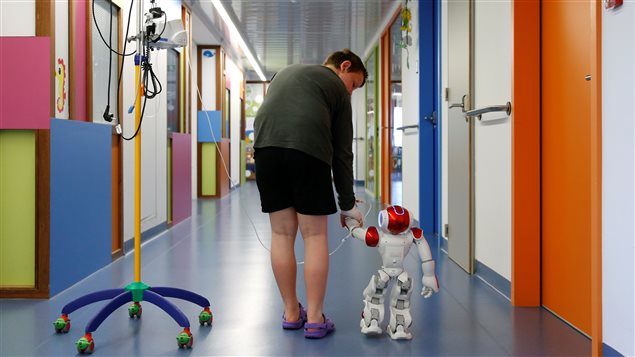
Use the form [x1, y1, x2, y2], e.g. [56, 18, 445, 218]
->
[541, 0, 593, 336]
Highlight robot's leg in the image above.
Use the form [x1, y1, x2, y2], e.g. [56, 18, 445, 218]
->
[388, 271, 414, 340]
[360, 270, 390, 335]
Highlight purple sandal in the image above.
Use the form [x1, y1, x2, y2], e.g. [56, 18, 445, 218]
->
[304, 315, 335, 339]
[282, 303, 307, 330]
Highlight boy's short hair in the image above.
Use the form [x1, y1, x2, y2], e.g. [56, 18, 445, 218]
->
[323, 49, 368, 87]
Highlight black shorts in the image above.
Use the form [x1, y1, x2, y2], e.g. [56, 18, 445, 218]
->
[254, 147, 337, 215]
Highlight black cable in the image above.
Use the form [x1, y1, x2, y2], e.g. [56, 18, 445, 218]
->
[142, 40, 162, 99]
[92, 0, 136, 57]
[115, 1, 165, 140]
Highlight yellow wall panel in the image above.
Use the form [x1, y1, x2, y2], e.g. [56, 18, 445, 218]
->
[0, 131, 36, 287]
[201, 143, 216, 195]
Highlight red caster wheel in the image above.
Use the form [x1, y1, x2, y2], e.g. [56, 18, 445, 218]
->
[128, 302, 142, 318]
[76, 333, 95, 354]
[176, 328, 193, 349]
[199, 307, 213, 326]
[53, 314, 71, 333]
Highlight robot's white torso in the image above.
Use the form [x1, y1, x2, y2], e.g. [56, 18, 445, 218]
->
[377, 233, 412, 277]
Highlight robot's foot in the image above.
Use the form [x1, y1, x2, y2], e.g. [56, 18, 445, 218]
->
[360, 319, 383, 335]
[388, 325, 413, 340]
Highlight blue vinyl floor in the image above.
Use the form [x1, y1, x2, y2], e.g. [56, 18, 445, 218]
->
[0, 182, 590, 356]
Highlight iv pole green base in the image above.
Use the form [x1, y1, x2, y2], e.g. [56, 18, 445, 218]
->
[125, 282, 151, 302]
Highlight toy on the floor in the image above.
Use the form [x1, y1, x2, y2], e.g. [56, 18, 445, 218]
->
[345, 205, 439, 340]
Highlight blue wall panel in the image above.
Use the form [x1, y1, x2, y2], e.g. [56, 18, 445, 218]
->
[197, 111, 222, 142]
[50, 119, 112, 296]
[418, 0, 439, 238]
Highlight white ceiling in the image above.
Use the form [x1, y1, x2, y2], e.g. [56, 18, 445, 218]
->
[188, 0, 400, 81]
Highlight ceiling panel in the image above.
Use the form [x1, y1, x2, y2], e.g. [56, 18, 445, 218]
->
[211, 0, 399, 80]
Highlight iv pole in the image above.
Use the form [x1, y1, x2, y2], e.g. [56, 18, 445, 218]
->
[53, 1, 212, 354]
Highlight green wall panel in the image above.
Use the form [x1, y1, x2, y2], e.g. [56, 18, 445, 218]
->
[0, 130, 36, 287]
[202, 143, 216, 195]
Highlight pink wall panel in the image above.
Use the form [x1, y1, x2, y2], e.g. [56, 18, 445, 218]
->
[172, 133, 192, 224]
[0, 37, 51, 129]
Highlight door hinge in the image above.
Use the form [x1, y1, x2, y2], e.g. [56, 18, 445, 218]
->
[444, 88, 449, 102]
[444, 224, 449, 238]
[423, 111, 437, 128]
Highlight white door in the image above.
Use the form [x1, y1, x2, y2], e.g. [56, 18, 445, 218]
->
[446, 0, 473, 273]
[472, 0, 512, 283]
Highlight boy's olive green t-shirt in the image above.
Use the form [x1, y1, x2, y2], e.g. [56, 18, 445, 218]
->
[254, 64, 355, 211]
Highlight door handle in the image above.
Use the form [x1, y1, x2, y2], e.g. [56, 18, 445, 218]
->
[465, 102, 512, 120]
[449, 94, 468, 112]
[395, 124, 419, 131]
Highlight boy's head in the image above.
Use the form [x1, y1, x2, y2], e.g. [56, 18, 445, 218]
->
[324, 49, 368, 94]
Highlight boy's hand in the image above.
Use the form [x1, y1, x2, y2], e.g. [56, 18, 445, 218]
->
[340, 206, 363, 227]
[343, 217, 361, 230]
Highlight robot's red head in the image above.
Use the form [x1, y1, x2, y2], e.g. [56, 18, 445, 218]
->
[378, 205, 412, 234]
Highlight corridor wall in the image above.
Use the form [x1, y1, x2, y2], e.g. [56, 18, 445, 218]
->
[0, 12, 50, 296]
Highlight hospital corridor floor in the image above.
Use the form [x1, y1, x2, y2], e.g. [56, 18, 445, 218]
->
[0, 182, 590, 356]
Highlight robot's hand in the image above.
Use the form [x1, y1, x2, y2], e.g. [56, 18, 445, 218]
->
[340, 205, 364, 227]
[344, 217, 362, 231]
[421, 275, 439, 298]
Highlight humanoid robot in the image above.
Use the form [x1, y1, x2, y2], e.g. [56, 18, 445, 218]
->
[345, 205, 439, 340]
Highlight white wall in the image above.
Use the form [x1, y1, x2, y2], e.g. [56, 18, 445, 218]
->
[0, 0, 35, 36]
[602, 3, 635, 356]
[352, 88, 365, 182]
[473, 1, 512, 280]
[226, 56, 244, 188]
[54, 0, 69, 119]
[401, 0, 420, 219]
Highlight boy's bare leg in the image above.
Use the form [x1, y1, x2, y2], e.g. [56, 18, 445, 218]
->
[270, 208, 301, 322]
[298, 213, 329, 326]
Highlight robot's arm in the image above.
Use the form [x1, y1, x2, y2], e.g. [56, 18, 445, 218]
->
[411, 228, 440, 298]
[345, 218, 380, 247]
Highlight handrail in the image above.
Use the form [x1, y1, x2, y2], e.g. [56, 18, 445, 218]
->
[465, 101, 512, 117]
[395, 124, 419, 131]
